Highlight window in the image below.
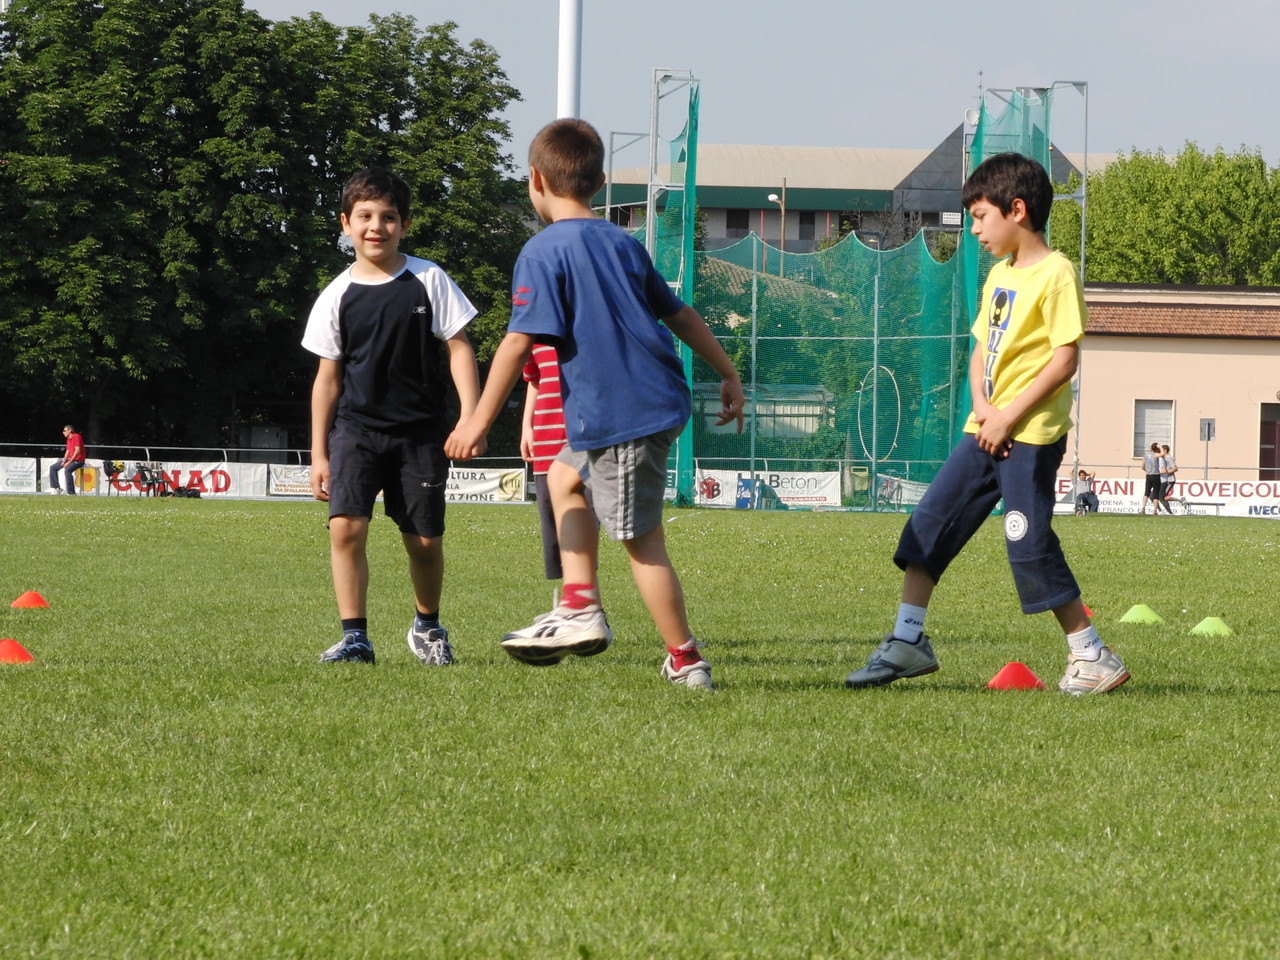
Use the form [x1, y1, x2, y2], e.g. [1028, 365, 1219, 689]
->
[1133, 399, 1173, 457]
[798, 211, 816, 241]
[725, 209, 749, 239]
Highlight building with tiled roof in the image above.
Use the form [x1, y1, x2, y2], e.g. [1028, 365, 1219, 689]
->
[1073, 284, 1280, 485]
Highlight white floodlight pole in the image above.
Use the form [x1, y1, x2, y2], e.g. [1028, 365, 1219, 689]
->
[557, 0, 583, 118]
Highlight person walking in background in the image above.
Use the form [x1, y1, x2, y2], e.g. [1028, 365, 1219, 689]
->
[843, 152, 1129, 696]
[446, 118, 744, 690]
[1159, 443, 1179, 509]
[1140, 442, 1165, 515]
[304, 167, 480, 667]
[48, 424, 86, 494]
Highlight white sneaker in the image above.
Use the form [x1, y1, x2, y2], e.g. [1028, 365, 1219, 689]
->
[48, 488, 62, 495]
[1059, 645, 1130, 695]
[661, 643, 713, 690]
[500, 606, 613, 665]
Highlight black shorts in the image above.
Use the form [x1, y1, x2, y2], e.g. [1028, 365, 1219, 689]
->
[1144, 474, 1162, 498]
[326, 419, 448, 537]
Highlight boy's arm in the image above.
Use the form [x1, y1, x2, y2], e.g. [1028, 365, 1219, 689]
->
[973, 341, 1079, 456]
[445, 329, 481, 421]
[520, 381, 538, 462]
[309, 358, 342, 501]
[444, 331, 536, 461]
[662, 305, 745, 433]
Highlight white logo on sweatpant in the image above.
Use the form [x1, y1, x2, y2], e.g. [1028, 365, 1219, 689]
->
[1004, 510, 1028, 541]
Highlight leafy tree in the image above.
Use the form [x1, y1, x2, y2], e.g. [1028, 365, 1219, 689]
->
[0, 1, 527, 445]
[1061, 144, 1280, 286]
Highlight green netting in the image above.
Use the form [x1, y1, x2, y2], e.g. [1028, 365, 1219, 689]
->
[961, 88, 1055, 325]
[687, 232, 968, 506]
[640, 83, 1056, 509]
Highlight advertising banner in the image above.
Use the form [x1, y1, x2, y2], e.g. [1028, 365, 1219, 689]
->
[1, 457, 38, 493]
[445, 466, 527, 503]
[1055, 476, 1280, 518]
[269, 464, 314, 498]
[694, 468, 841, 508]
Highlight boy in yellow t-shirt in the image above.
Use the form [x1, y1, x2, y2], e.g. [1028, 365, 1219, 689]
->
[845, 152, 1129, 696]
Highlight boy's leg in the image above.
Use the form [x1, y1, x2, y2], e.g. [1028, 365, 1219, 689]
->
[318, 420, 383, 664]
[386, 437, 453, 666]
[549, 457, 600, 591]
[403, 533, 443, 617]
[847, 436, 997, 689]
[329, 515, 371, 619]
[996, 440, 1129, 695]
[319, 514, 376, 663]
[622, 524, 689, 649]
[500, 455, 611, 664]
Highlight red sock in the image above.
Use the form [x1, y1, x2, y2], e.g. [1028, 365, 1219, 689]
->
[669, 639, 702, 668]
[559, 583, 599, 610]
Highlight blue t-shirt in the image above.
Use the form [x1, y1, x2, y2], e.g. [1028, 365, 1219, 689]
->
[509, 218, 689, 450]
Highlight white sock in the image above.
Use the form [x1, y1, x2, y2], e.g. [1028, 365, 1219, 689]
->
[894, 603, 927, 643]
[1066, 625, 1103, 661]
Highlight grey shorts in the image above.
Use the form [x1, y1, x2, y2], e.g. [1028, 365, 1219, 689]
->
[556, 426, 679, 541]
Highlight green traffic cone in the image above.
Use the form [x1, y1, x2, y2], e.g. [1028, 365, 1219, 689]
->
[1119, 604, 1164, 624]
[1190, 616, 1233, 637]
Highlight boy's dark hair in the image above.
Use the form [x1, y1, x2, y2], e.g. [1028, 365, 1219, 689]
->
[961, 152, 1053, 233]
[529, 118, 605, 201]
[341, 167, 412, 221]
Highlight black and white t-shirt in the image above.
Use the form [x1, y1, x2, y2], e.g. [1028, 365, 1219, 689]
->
[303, 256, 476, 437]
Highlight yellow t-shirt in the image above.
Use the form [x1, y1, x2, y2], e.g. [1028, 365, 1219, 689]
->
[964, 250, 1085, 445]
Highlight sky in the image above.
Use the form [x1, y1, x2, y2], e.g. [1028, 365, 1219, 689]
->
[246, 0, 1280, 175]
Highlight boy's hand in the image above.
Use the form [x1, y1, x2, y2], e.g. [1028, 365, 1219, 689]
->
[445, 419, 488, 461]
[974, 407, 1015, 458]
[310, 456, 330, 501]
[716, 377, 745, 433]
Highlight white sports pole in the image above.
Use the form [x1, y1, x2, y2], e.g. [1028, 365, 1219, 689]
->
[556, 0, 582, 118]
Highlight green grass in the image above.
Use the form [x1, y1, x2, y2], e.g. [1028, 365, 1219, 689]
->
[2, 496, 1279, 958]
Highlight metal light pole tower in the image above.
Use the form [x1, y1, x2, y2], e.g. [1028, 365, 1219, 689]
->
[557, 0, 582, 118]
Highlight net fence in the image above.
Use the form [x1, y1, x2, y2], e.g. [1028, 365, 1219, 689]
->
[646, 84, 1058, 509]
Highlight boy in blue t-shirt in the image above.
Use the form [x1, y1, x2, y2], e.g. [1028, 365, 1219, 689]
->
[446, 118, 744, 689]
[303, 167, 480, 666]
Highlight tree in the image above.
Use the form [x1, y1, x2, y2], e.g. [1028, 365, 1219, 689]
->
[0, 0, 528, 444]
[1061, 144, 1280, 286]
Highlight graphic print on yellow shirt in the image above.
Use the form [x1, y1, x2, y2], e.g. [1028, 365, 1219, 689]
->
[965, 251, 1087, 446]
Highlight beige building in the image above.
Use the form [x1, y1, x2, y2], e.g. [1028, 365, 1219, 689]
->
[1072, 284, 1280, 485]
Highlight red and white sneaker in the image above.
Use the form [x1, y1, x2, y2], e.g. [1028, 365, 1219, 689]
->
[500, 606, 613, 665]
[661, 640, 713, 690]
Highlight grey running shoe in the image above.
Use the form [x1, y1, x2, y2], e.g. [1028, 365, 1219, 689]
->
[1058, 645, 1129, 695]
[407, 623, 453, 666]
[320, 632, 375, 664]
[500, 607, 613, 665]
[661, 643, 713, 690]
[844, 634, 939, 688]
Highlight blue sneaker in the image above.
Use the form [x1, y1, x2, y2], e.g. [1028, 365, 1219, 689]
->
[407, 623, 453, 666]
[844, 634, 938, 688]
[320, 632, 375, 664]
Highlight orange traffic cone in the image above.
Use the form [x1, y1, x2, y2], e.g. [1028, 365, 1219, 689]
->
[986, 661, 1046, 690]
[11, 591, 49, 608]
[0, 638, 37, 664]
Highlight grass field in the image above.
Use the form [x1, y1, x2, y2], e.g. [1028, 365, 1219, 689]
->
[2, 495, 1278, 958]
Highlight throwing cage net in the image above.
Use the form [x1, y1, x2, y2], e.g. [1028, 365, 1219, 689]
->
[644, 80, 1064, 509]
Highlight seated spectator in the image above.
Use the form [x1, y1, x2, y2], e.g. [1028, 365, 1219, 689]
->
[49, 424, 86, 495]
[1073, 468, 1099, 516]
